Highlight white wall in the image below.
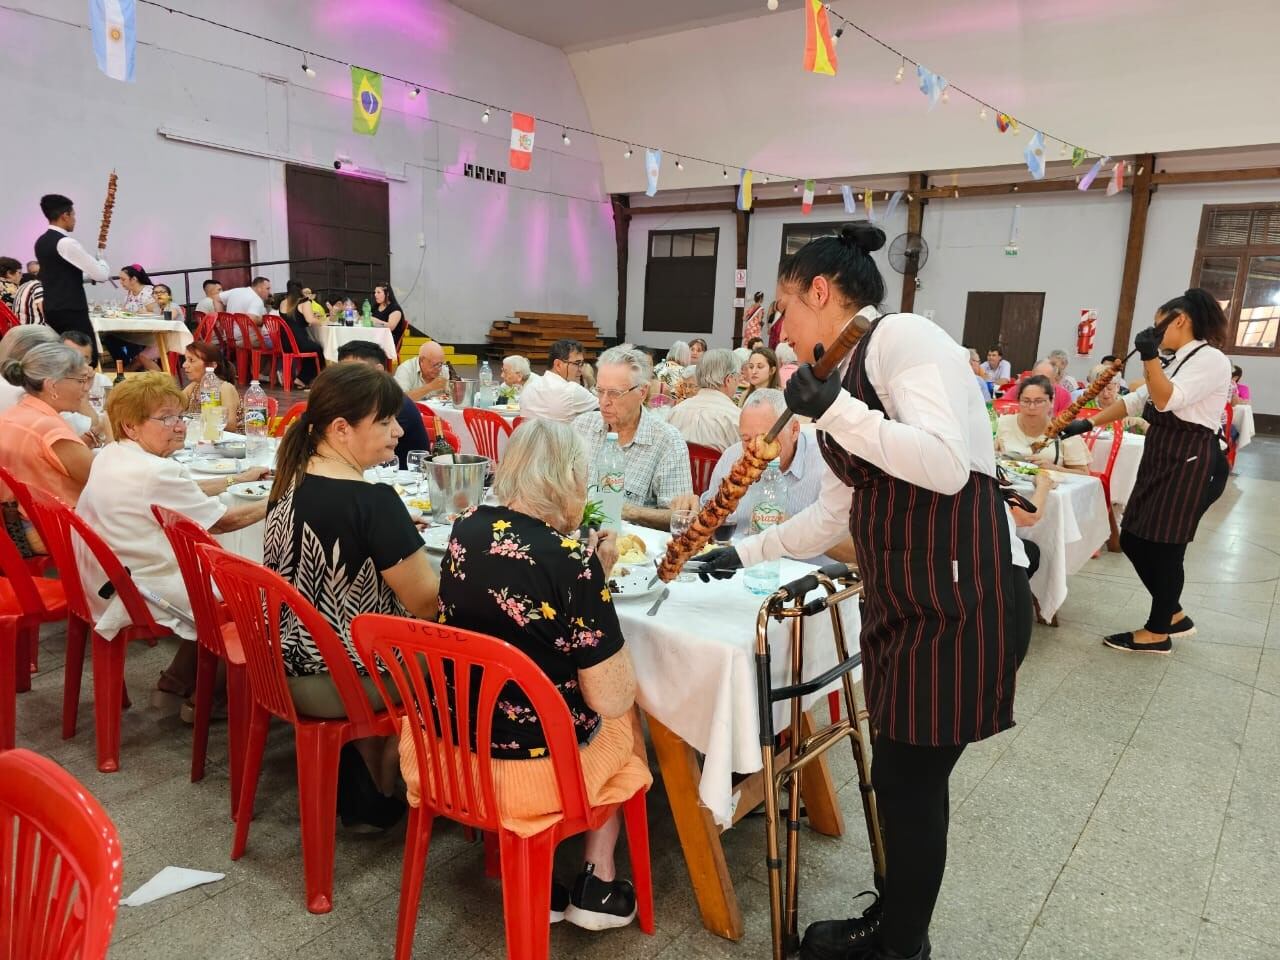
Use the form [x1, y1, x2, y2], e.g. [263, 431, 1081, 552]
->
[0, 0, 618, 344]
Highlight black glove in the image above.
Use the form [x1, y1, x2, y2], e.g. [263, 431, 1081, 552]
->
[696, 546, 742, 582]
[783, 343, 842, 420]
[1134, 326, 1161, 362]
[1058, 418, 1093, 439]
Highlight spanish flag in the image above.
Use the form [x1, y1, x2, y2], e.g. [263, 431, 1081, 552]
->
[803, 0, 838, 76]
[351, 67, 383, 136]
[738, 169, 753, 211]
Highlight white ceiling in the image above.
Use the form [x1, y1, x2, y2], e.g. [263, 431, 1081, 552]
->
[449, 0, 794, 51]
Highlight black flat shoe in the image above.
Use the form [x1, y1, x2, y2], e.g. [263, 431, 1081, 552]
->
[337, 744, 406, 833]
[1103, 632, 1172, 654]
[1168, 617, 1197, 638]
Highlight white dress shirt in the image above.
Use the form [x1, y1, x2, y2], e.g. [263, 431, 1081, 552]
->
[220, 286, 266, 317]
[736, 307, 1027, 569]
[520, 368, 597, 423]
[195, 296, 217, 315]
[1122, 340, 1232, 432]
[666, 388, 741, 451]
[50, 225, 110, 283]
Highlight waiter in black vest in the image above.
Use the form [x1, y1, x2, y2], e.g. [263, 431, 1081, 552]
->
[34, 194, 111, 366]
[699, 223, 1034, 960]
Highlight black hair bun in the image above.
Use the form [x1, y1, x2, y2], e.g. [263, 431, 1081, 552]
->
[840, 222, 886, 254]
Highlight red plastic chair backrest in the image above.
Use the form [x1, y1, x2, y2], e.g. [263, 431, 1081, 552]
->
[462, 408, 513, 462]
[271, 316, 316, 356]
[150, 506, 227, 659]
[255, 315, 282, 352]
[0, 508, 53, 619]
[1088, 422, 1124, 480]
[193, 312, 217, 343]
[414, 404, 461, 452]
[686, 442, 721, 497]
[511, 416, 525, 430]
[198, 544, 384, 730]
[0, 748, 123, 959]
[274, 401, 307, 438]
[993, 398, 1020, 415]
[214, 312, 240, 347]
[351, 614, 593, 830]
[0, 300, 19, 334]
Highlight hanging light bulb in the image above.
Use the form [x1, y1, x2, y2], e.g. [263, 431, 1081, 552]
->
[979, 106, 987, 120]
[722, 169, 729, 179]
[767, 0, 778, 9]
[832, 27, 844, 46]
[562, 130, 571, 145]
[941, 88, 949, 104]
[793, 183, 799, 192]
[894, 59, 905, 83]
[481, 107, 490, 123]
[827, 184, 833, 194]
[624, 145, 633, 159]
[301, 56, 316, 78]
[762, 176, 769, 184]
[408, 85, 421, 99]
[675, 158, 684, 170]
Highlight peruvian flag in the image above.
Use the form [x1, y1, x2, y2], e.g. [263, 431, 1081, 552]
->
[802, 180, 815, 214]
[509, 113, 535, 171]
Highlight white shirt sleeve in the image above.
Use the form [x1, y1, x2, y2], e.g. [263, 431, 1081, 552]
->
[736, 464, 853, 567]
[562, 379, 599, 418]
[1122, 384, 1149, 418]
[56, 236, 110, 282]
[393, 360, 420, 390]
[161, 463, 228, 530]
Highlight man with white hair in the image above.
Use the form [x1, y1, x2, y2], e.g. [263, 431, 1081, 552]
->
[701, 389, 855, 564]
[520, 338, 598, 423]
[665, 349, 742, 451]
[574, 345, 698, 530]
[394, 340, 448, 400]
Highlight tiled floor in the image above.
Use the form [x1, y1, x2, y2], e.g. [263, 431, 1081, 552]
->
[15, 439, 1280, 959]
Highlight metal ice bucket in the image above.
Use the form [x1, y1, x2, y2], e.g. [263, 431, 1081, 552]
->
[448, 379, 477, 408]
[425, 454, 489, 523]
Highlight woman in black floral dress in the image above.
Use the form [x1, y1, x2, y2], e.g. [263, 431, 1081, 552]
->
[416, 418, 651, 932]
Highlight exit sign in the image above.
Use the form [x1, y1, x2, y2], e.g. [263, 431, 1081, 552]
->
[1004, 244, 1019, 257]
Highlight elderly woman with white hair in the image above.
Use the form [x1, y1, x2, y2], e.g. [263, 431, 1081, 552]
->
[0, 324, 59, 413]
[653, 340, 691, 395]
[501, 354, 533, 388]
[414, 419, 651, 930]
[574, 345, 697, 530]
[666, 348, 742, 451]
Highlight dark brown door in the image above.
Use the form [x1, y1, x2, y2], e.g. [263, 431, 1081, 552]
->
[963, 291, 1045, 375]
[284, 165, 389, 306]
[210, 237, 251, 289]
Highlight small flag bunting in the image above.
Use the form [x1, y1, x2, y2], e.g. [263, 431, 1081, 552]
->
[840, 185, 856, 214]
[351, 67, 383, 135]
[645, 149, 662, 197]
[864, 190, 875, 222]
[995, 113, 1013, 133]
[737, 169, 753, 211]
[917, 65, 948, 110]
[802, 180, 816, 214]
[1078, 156, 1108, 191]
[1071, 147, 1087, 168]
[90, 0, 137, 83]
[509, 113, 535, 170]
[1106, 161, 1125, 196]
[803, 0, 838, 76]
[1024, 131, 1046, 180]
[884, 190, 905, 220]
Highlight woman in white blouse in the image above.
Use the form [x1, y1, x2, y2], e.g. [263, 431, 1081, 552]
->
[113, 264, 163, 371]
[77, 373, 268, 713]
[994, 375, 1089, 473]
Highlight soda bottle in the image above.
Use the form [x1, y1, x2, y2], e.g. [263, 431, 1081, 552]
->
[361, 299, 373, 327]
[199, 366, 223, 443]
[243, 380, 268, 454]
[744, 459, 787, 595]
[596, 432, 625, 533]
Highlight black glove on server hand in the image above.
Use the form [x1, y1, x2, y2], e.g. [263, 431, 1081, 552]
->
[783, 343, 841, 421]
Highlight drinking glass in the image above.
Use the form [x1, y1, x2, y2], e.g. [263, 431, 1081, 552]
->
[669, 509, 696, 582]
[376, 457, 400, 484]
[406, 450, 429, 493]
[88, 385, 105, 416]
[713, 517, 738, 546]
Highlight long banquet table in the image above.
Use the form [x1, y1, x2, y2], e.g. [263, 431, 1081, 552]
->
[314, 324, 397, 364]
[90, 312, 193, 374]
[1016, 471, 1112, 620]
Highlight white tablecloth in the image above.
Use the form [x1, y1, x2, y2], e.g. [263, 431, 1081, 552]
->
[90, 313, 193, 355]
[1017, 472, 1111, 620]
[423, 400, 518, 458]
[1090, 432, 1145, 507]
[315, 325, 397, 364]
[618, 526, 859, 829]
[1235, 405, 1255, 451]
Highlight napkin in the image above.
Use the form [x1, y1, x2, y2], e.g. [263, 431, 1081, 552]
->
[122, 866, 225, 906]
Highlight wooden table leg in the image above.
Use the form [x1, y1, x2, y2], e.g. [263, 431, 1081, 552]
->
[155, 332, 171, 375]
[644, 712, 744, 941]
[798, 709, 845, 838]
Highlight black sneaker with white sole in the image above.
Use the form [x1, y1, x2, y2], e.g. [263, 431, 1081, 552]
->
[1168, 616, 1197, 638]
[550, 880, 570, 924]
[564, 863, 637, 931]
[1103, 631, 1172, 654]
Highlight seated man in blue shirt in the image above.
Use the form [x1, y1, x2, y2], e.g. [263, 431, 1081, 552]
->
[701, 388, 855, 565]
[337, 339, 429, 467]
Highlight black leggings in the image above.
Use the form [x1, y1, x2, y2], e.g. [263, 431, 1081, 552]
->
[873, 737, 966, 957]
[1119, 528, 1187, 633]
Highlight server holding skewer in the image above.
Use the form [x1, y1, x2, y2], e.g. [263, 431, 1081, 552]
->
[1052, 289, 1232, 654]
[697, 223, 1034, 960]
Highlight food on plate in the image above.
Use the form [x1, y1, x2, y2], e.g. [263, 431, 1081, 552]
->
[405, 498, 432, 512]
[615, 533, 648, 564]
[1002, 459, 1040, 477]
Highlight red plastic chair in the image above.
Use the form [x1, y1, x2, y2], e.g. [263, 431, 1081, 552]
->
[273, 400, 308, 438]
[0, 748, 123, 958]
[0, 300, 20, 334]
[199, 545, 394, 914]
[193, 311, 217, 343]
[351, 614, 654, 960]
[215, 313, 252, 384]
[463, 408, 514, 463]
[512, 416, 526, 430]
[1223, 403, 1237, 468]
[1088, 422, 1124, 551]
[414, 404, 461, 452]
[23, 487, 166, 773]
[993, 398, 1020, 415]
[687, 442, 722, 497]
[270, 319, 323, 393]
[151, 507, 249, 813]
[250, 315, 286, 389]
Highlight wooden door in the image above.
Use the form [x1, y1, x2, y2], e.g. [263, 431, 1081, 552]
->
[962, 291, 1045, 375]
[962, 292, 1004, 357]
[210, 237, 251, 289]
[285, 165, 389, 305]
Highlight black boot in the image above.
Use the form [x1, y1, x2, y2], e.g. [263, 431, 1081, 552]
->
[336, 743, 405, 833]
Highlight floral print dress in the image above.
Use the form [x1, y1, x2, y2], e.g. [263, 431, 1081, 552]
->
[438, 504, 626, 760]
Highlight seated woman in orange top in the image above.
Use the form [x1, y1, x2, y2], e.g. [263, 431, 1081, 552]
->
[0, 342, 94, 554]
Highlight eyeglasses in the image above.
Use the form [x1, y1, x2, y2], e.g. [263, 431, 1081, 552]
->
[60, 374, 93, 386]
[1019, 397, 1051, 408]
[148, 414, 187, 428]
[565, 359, 584, 368]
[593, 386, 640, 402]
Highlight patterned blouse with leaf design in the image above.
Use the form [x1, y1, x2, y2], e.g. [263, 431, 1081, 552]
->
[264, 475, 426, 677]
[438, 504, 625, 760]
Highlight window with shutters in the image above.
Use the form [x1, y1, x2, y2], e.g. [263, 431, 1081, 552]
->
[1191, 203, 1280, 355]
[643, 229, 719, 333]
[780, 221, 860, 259]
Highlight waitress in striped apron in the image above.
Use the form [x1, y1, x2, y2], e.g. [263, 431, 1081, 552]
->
[699, 223, 1034, 960]
[1056, 289, 1231, 653]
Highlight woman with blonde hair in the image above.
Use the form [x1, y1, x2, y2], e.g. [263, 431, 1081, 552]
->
[411, 418, 650, 930]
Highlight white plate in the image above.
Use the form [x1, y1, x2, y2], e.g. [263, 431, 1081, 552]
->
[608, 565, 663, 601]
[421, 526, 451, 553]
[227, 481, 271, 501]
[191, 457, 241, 475]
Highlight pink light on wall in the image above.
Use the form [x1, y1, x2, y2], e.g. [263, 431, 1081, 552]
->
[316, 0, 449, 49]
[524, 196, 550, 288]
[565, 199, 593, 287]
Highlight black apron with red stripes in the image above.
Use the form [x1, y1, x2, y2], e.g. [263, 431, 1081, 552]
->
[817, 316, 1018, 747]
[1122, 344, 1217, 545]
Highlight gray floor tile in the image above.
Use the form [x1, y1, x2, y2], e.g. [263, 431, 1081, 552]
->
[1193, 920, 1278, 959]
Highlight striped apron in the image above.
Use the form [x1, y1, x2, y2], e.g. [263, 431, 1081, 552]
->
[818, 317, 1018, 747]
[1121, 345, 1218, 545]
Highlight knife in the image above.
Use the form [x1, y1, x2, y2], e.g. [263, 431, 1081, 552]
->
[646, 587, 671, 617]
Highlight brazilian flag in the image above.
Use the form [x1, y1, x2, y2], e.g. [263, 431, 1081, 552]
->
[351, 66, 383, 135]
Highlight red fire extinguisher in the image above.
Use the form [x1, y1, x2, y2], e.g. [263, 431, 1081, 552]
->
[1077, 309, 1097, 356]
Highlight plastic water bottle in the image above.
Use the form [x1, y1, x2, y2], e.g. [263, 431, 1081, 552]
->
[361, 298, 373, 327]
[243, 380, 268, 454]
[597, 433, 626, 533]
[478, 360, 494, 407]
[198, 366, 223, 443]
[744, 459, 787, 595]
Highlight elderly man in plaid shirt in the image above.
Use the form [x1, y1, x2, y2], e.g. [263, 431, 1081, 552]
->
[575, 345, 699, 531]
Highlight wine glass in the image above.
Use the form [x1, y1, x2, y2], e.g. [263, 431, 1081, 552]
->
[376, 457, 400, 484]
[669, 509, 696, 582]
[713, 517, 738, 546]
[406, 450, 429, 493]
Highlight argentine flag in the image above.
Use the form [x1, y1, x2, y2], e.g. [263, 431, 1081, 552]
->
[90, 0, 137, 83]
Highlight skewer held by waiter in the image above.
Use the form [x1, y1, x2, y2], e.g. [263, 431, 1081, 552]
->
[700, 223, 1035, 960]
[1050, 289, 1231, 655]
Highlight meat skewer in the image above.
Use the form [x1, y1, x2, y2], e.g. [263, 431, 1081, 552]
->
[98, 170, 118, 252]
[654, 311, 873, 583]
